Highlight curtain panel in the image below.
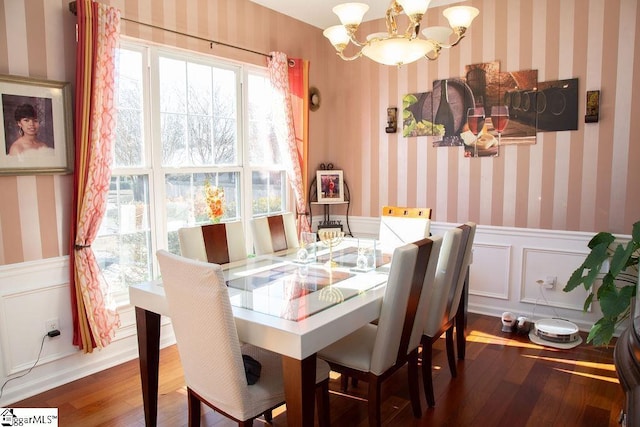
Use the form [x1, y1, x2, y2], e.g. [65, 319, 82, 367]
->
[69, 0, 121, 353]
[267, 52, 310, 235]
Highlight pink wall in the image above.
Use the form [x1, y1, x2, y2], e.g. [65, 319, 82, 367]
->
[0, 0, 76, 265]
[318, 0, 640, 235]
[0, 0, 638, 266]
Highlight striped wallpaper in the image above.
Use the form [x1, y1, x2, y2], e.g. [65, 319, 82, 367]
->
[0, 0, 638, 266]
[0, 0, 76, 265]
[324, 0, 640, 236]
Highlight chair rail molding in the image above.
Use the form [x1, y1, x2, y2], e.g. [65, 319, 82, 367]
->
[0, 216, 625, 405]
[346, 215, 616, 333]
[0, 256, 176, 406]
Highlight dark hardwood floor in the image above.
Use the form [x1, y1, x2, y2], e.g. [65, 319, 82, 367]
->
[13, 313, 624, 426]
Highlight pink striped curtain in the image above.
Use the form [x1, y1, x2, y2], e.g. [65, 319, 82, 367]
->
[267, 52, 310, 234]
[69, 0, 121, 353]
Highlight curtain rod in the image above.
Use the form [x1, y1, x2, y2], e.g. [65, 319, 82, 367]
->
[68, 1, 272, 59]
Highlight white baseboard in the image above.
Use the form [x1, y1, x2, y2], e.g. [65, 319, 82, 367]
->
[0, 218, 626, 403]
[0, 256, 176, 406]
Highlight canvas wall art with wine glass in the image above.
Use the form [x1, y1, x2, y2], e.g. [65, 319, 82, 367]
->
[401, 59, 579, 159]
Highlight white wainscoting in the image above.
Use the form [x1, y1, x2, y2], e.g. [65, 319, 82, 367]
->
[0, 256, 175, 406]
[0, 218, 623, 404]
[324, 215, 611, 333]
[468, 242, 512, 300]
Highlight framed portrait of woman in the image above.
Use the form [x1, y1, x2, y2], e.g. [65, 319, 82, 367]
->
[316, 170, 344, 203]
[0, 74, 73, 175]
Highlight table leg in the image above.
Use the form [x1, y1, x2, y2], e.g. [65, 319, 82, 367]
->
[455, 267, 469, 360]
[282, 354, 316, 427]
[136, 307, 161, 427]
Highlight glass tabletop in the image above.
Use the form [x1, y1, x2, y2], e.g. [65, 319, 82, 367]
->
[225, 239, 391, 322]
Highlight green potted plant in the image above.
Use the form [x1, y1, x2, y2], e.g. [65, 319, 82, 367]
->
[563, 221, 640, 346]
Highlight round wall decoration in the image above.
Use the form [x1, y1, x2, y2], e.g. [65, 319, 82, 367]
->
[309, 87, 321, 111]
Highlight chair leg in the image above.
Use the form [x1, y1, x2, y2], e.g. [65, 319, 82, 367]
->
[340, 374, 349, 392]
[445, 326, 457, 378]
[456, 269, 469, 360]
[421, 337, 436, 408]
[340, 375, 359, 390]
[316, 379, 331, 427]
[367, 375, 383, 427]
[407, 350, 422, 418]
[187, 388, 201, 427]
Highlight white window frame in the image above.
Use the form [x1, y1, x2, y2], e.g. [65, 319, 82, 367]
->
[102, 38, 291, 306]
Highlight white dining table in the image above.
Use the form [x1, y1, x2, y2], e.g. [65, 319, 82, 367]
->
[129, 241, 391, 427]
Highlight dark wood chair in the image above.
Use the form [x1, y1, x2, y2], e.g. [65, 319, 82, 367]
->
[178, 221, 247, 264]
[250, 212, 299, 255]
[318, 237, 442, 427]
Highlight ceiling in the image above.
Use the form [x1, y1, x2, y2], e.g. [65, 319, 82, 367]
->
[247, 0, 466, 30]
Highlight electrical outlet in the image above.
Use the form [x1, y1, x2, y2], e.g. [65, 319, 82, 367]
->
[536, 277, 557, 290]
[543, 276, 557, 290]
[45, 318, 59, 334]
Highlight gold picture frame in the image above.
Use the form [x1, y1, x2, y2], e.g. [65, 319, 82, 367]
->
[0, 74, 73, 175]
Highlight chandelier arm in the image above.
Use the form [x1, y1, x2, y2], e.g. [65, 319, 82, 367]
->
[403, 21, 421, 39]
[336, 50, 364, 61]
[428, 32, 465, 50]
[424, 49, 440, 61]
[386, 1, 401, 35]
[348, 34, 368, 47]
[447, 30, 467, 48]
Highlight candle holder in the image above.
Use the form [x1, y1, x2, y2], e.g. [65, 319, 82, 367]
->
[318, 229, 345, 269]
[295, 231, 317, 263]
[352, 238, 377, 272]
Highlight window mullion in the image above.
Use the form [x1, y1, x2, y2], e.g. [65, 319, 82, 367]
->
[102, 41, 291, 305]
[148, 46, 167, 276]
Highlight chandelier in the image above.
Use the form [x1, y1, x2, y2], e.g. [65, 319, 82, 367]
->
[323, 1, 479, 67]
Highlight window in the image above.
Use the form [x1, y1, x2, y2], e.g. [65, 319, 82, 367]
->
[247, 73, 287, 216]
[94, 41, 289, 304]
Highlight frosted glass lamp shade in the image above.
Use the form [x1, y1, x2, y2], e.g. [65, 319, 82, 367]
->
[332, 3, 369, 27]
[421, 26, 453, 44]
[362, 37, 434, 66]
[397, 0, 431, 17]
[323, 25, 350, 49]
[443, 6, 479, 29]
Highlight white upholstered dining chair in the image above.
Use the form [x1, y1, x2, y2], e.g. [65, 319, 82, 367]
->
[178, 221, 247, 265]
[318, 236, 442, 427]
[420, 222, 476, 407]
[156, 250, 330, 426]
[378, 206, 432, 251]
[250, 212, 299, 255]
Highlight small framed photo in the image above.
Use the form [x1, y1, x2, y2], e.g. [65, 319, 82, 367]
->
[316, 169, 344, 203]
[0, 74, 73, 175]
